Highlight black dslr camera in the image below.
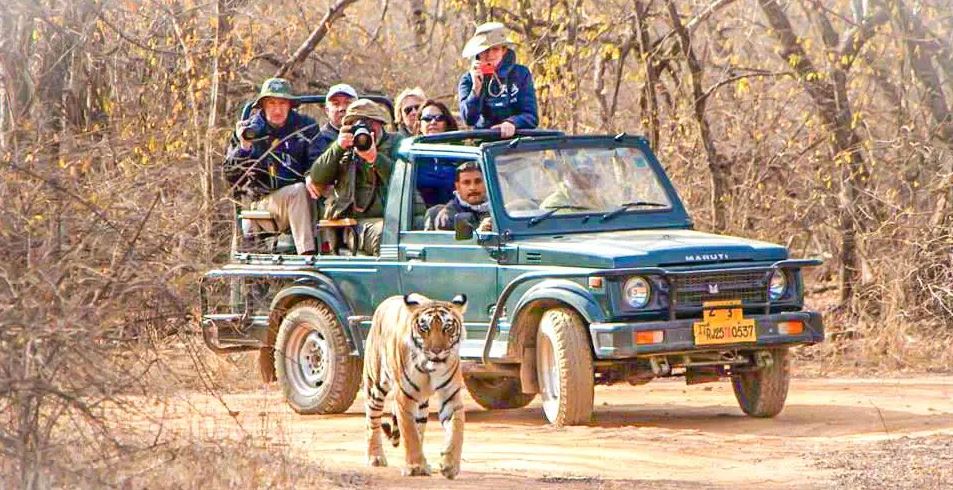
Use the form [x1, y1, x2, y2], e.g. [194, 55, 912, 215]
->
[345, 119, 374, 152]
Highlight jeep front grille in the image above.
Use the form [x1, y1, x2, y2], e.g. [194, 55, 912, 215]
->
[671, 271, 768, 308]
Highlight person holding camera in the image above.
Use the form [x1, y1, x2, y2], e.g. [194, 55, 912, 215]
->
[458, 22, 538, 137]
[308, 99, 404, 255]
[224, 77, 320, 255]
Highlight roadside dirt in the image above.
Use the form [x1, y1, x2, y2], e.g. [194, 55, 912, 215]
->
[146, 376, 953, 489]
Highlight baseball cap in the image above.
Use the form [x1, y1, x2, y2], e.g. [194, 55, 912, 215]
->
[326, 83, 358, 100]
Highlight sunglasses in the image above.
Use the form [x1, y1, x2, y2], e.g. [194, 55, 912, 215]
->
[420, 114, 447, 123]
[402, 104, 421, 115]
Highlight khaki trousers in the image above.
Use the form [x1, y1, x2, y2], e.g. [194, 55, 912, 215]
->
[244, 182, 315, 253]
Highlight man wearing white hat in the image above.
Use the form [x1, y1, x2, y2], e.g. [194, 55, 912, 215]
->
[458, 22, 539, 137]
[307, 83, 358, 199]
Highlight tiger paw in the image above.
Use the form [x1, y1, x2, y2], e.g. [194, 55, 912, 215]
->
[401, 463, 432, 477]
[439, 462, 460, 480]
[367, 454, 387, 467]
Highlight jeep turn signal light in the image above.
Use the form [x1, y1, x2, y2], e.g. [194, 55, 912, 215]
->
[588, 277, 604, 289]
[635, 330, 664, 345]
[778, 321, 804, 335]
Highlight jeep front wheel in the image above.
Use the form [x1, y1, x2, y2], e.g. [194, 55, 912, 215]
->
[274, 301, 361, 414]
[464, 376, 535, 410]
[731, 348, 791, 417]
[535, 307, 594, 426]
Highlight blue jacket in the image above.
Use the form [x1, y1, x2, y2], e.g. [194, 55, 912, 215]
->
[458, 50, 539, 130]
[312, 122, 339, 160]
[224, 111, 320, 199]
[415, 158, 457, 207]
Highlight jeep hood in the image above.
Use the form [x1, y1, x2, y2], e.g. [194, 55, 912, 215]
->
[515, 229, 787, 268]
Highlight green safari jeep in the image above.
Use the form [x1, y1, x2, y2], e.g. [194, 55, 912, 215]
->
[200, 123, 824, 426]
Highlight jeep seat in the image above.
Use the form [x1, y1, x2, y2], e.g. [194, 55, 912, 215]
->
[238, 208, 296, 254]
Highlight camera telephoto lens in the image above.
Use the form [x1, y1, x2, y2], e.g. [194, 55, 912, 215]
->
[353, 130, 373, 151]
[351, 120, 373, 151]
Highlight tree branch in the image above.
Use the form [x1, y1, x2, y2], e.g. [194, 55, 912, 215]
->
[275, 0, 359, 79]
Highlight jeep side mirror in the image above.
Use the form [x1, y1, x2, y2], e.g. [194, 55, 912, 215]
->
[454, 212, 474, 241]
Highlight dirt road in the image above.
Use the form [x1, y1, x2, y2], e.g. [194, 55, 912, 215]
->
[158, 376, 953, 488]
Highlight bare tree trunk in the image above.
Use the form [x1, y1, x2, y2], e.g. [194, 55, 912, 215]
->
[887, 2, 953, 227]
[757, 0, 875, 303]
[0, 11, 36, 151]
[892, 2, 953, 149]
[201, 0, 235, 253]
[634, 1, 660, 148]
[409, 0, 427, 48]
[665, 0, 728, 231]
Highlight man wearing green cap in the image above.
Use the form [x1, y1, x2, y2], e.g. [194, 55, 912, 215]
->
[225, 78, 321, 254]
[309, 99, 405, 255]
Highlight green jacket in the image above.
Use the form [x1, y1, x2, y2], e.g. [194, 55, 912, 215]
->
[310, 132, 405, 219]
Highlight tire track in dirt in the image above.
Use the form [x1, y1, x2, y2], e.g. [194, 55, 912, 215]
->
[146, 376, 953, 488]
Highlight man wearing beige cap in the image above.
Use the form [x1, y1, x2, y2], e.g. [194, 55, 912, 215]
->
[458, 22, 538, 137]
[308, 99, 405, 255]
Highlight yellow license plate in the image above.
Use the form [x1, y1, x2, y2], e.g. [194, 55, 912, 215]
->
[693, 300, 757, 346]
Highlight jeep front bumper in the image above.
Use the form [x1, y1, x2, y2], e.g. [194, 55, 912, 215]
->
[589, 310, 824, 359]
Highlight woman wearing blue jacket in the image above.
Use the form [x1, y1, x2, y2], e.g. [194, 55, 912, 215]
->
[458, 22, 539, 137]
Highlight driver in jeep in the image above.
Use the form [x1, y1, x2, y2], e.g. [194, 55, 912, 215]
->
[224, 78, 321, 255]
[540, 158, 603, 211]
[424, 162, 493, 232]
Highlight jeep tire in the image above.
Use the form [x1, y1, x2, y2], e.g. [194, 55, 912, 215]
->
[535, 307, 594, 426]
[274, 301, 361, 414]
[731, 348, 791, 417]
[464, 376, 536, 410]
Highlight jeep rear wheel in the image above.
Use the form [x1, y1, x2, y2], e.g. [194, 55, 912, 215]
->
[274, 301, 361, 414]
[464, 376, 535, 410]
[731, 348, 791, 418]
[536, 307, 594, 426]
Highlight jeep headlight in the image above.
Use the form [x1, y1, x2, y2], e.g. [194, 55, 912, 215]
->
[623, 276, 652, 308]
[769, 271, 788, 301]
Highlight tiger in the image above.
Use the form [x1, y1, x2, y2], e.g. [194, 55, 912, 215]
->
[363, 293, 468, 479]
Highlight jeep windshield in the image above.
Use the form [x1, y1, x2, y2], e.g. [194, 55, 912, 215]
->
[495, 146, 673, 224]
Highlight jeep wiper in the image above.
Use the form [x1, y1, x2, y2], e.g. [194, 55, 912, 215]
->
[528, 205, 592, 226]
[600, 201, 668, 221]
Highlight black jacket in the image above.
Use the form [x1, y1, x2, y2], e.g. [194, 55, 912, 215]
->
[224, 111, 320, 199]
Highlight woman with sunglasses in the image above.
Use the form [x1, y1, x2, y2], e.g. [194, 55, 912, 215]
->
[418, 100, 460, 136]
[394, 87, 426, 136]
[415, 100, 460, 206]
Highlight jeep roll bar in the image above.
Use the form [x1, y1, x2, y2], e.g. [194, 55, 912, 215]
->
[239, 94, 396, 121]
[414, 129, 565, 145]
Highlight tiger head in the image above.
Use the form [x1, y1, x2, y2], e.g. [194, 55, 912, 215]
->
[404, 293, 468, 362]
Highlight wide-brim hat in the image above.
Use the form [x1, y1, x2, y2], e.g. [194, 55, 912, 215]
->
[342, 99, 392, 126]
[253, 77, 299, 107]
[461, 22, 516, 58]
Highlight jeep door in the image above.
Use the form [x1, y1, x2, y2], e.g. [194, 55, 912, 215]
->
[397, 153, 499, 338]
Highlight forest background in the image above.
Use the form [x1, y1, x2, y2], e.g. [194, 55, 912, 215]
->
[1, 0, 951, 486]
